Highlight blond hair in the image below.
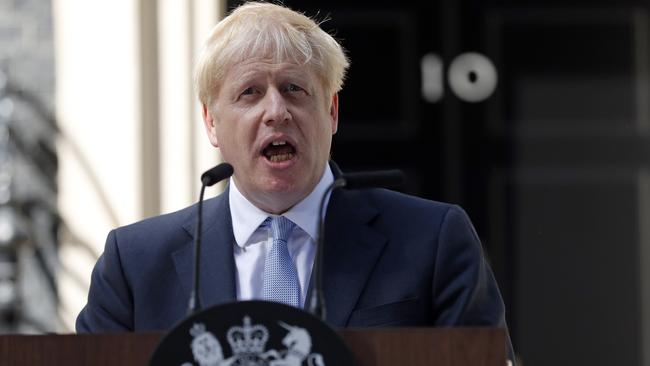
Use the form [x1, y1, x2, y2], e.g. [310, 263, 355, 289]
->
[194, 2, 349, 106]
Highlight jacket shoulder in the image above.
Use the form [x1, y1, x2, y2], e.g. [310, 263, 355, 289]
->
[118, 193, 224, 234]
[355, 188, 475, 244]
[111, 193, 227, 257]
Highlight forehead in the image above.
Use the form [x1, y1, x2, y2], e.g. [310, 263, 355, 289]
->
[225, 57, 316, 81]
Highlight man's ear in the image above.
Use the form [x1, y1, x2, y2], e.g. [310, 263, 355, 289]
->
[329, 93, 339, 134]
[202, 103, 219, 147]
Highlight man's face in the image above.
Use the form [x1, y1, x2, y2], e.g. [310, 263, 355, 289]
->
[202, 58, 339, 214]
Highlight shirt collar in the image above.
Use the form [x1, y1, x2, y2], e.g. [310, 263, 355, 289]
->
[229, 164, 334, 248]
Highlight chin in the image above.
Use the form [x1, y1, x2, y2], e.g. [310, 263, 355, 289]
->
[261, 178, 299, 195]
[263, 176, 312, 198]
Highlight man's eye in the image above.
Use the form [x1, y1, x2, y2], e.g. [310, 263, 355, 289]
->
[286, 84, 303, 92]
[241, 87, 256, 95]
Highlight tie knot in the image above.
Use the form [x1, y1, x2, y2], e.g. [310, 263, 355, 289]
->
[270, 216, 295, 243]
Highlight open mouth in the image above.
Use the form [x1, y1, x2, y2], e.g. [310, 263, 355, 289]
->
[262, 140, 296, 163]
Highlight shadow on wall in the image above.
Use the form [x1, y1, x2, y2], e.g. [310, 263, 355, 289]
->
[0, 70, 115, 333]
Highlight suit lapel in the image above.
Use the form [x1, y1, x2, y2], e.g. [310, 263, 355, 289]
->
[322, 188, 387, 326]
[172, 190, 237, 307]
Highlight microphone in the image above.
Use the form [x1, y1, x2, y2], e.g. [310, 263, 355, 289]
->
[201, 163, 234, 186]
[339, 169, 404, 190]
[309, 169, 405, 320]
[188, 162, 234, 315]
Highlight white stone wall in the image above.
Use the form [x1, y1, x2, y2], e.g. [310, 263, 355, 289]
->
[54, 0, 224, 332]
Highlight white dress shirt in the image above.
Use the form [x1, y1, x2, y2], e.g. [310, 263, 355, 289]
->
[229, 165, 334, 307]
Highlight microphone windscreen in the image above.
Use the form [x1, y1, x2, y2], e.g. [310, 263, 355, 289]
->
[201, 163, 234, 187]
[341, 169, 404, 190]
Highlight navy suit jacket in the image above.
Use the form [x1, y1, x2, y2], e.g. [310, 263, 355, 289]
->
[76, 183, 512, 355]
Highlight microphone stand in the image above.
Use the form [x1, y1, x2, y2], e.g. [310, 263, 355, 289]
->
[309, 178, 345, 321]
[187, 163, 234, 315]
[308, 169, 403, 321]
[188, 183, 208, 315]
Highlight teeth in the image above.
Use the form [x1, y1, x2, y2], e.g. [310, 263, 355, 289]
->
[269, 153, 293, 162]
[271, 140, 287, 146]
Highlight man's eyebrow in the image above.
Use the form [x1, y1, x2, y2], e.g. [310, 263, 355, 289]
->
[225, 70, 261, 94]
[273, 68, 313, 86]
[283, 70, 310, 80]
[232, 69, 260, 83]
[226, 65, 313, 89]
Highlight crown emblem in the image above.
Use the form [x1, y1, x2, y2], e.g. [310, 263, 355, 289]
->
[226, 316, 269, 355]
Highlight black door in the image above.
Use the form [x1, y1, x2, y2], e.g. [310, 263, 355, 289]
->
[228, 1, 648, 364]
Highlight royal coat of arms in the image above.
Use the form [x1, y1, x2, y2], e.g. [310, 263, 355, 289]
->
[184, 316, 325, 366]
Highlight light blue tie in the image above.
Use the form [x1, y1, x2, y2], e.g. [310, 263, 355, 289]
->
[262, 216, 300, 307]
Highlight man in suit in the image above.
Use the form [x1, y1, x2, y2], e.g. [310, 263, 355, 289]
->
[77, 1, 513, 359]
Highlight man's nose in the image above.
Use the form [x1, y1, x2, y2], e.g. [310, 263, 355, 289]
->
[263, 88, 291, 125]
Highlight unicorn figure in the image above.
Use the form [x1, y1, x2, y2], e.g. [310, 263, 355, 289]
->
[265, 322, 325, 366]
